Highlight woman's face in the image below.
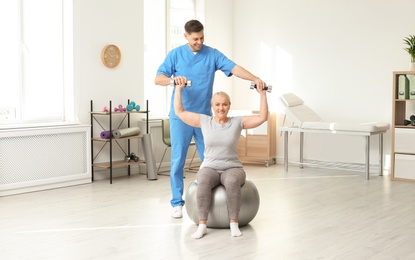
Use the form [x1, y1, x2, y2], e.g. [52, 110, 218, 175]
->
[211, 94, 231, 120]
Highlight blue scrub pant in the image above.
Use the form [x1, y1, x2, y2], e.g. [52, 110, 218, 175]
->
[170, 118, 205, 207]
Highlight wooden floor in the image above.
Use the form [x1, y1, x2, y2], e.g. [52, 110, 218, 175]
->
[2, 164, 415, 260]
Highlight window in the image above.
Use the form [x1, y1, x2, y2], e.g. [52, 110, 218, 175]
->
[144, 0, 202, 118]
[0, 0, 76, 127]
[169, 0, 197, 50]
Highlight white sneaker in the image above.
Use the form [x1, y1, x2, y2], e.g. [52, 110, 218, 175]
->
[171, 205, 183, 218]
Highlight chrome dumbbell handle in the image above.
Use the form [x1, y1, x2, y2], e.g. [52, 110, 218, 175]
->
[170, 79, 192, 87]
[250, 82, 272, 93]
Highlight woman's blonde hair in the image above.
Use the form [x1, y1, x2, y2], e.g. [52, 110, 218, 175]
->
[211, 91, 231, 104]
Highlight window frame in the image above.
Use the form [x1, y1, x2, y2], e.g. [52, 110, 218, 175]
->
[0, 0, 79, 129]
[143, 0, 201, 118]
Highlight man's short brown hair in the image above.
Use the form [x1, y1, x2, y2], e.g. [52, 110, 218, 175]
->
[184, 20, 204, 34]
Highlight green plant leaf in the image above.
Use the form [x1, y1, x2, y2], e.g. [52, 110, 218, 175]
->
[403, 35, 415, 62]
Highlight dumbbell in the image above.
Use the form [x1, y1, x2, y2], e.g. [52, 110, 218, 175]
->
[126, 101, 141, 112]
[411, 115, 415, 126]
[124, 153, 140, 162]
[114, 104, 126, 112]
[250, 82, 272, 93]
[170, 79, 192, 87]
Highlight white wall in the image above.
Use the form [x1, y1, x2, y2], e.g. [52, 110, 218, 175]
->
[204, 0, 235, 96]
[77, 0, 144, 174]
[76, 0, 415, 173]
[78, 0, 233, 124]
[232, 0, 415, 168]
[79, 0, 144, 123]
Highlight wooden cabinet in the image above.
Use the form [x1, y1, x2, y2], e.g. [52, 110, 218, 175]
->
[237, 112, 277, 167]
[90, 100, 149, 183]
[391, 71, 415, 182]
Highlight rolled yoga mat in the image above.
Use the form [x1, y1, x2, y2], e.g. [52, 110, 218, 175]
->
[142, 133, 158, 180]
[100, 130, 112, 139]
[112, 127, 141, 138]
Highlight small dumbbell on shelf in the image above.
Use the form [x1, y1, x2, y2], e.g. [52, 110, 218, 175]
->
[404, 115, 415, 126]
[114, 104, 126, 112]
[126, 101, 141, 112]
[124, 153, 140, 162]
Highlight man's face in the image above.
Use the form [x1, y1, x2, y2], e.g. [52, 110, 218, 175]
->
[184, 31, 204, 52]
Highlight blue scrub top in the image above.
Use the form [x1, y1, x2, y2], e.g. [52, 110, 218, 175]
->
[156, 44, 236, 119]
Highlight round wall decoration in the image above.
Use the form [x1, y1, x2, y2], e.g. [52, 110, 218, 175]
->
[101, 44, 121, 68]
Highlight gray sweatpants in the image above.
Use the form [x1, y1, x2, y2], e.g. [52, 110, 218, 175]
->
[195, 167, 246, 221]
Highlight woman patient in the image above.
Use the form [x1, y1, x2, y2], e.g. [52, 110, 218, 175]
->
[174, 82, 269, 239]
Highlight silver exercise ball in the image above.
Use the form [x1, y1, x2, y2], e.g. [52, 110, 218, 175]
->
[185, 179, 260, 228]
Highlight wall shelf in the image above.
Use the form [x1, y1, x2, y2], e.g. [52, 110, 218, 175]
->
[391, 71, 415, 182]
[90, 100, 149, 183]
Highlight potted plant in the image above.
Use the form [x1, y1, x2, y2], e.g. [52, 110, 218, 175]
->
[403, 35, 415, 70]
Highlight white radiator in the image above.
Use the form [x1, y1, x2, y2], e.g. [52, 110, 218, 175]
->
[0, 124, 91, 196]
